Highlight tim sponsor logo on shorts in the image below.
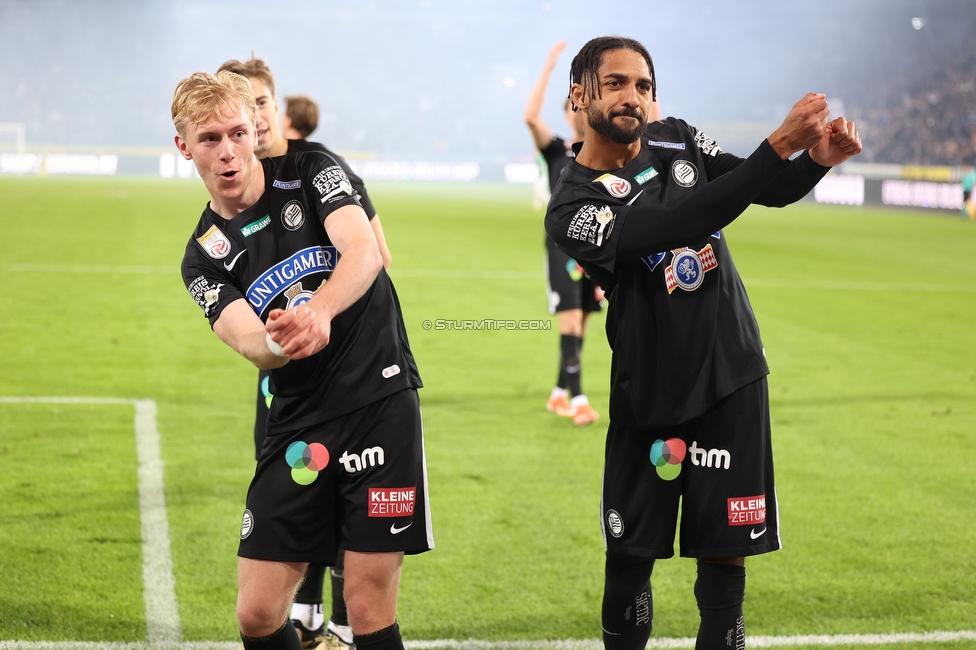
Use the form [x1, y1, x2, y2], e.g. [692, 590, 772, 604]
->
[727, 494, 766, 526]
[369, 487, 416, 517]
[688, 441, 730, 469]
[339, 446, 385, 473]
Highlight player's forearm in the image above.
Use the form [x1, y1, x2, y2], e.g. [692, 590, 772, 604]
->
[524, 60, 556, 124]
[213, 308, 289, 370]
[308, 239, 383, 322]
[241, 331, 291, 370]
[753, 151, 830, 207]
[615, 140, 789, 258]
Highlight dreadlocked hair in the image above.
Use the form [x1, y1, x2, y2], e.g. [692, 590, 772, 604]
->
[568, 36, 656, 111]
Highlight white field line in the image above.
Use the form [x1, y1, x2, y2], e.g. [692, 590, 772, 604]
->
[6, 263, 976, 292]
[2, 397, 974, 649]
[0, 397, 181, 646]
[1, 630, 976, 649]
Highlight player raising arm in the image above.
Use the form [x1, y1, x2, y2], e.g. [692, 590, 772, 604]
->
[544, 36, 860, 650]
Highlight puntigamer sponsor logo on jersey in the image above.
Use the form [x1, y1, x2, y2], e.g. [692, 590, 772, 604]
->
[694, 130, 723, 157]
[196, 224, 231, 259]
[283, 279, 327, 310]
[594, 173, 632, 198]
[240, 214, 271, 238]
[634, 166, 659, 185]
[647, 140, 685, 150]
[312, 165, 354, 203]
[273, 179, 302, 190]
[339, 446, 385, 473]
[567, 204, 615, 247]
[246, 246, 337, 316]
[368, 487, 416, 517]
[665, 244, 717, 294]
[727, 494, 766, 526]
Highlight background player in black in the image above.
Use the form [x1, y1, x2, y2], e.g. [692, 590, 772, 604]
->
[282, 95, 319, 140]
[545, 37, 861, 649]
[174, 70, 429, 650]
[525, 41, 661, 426]
[217, 55, 393, 650]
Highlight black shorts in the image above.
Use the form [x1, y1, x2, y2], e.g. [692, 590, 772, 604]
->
[239, 388, 433, 564]
[602, 377, 779, 559]
[546, 240, 602, 314]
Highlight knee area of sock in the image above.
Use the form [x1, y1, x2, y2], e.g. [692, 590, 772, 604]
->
[605, 550, 655, 579]
[694, 562, 746, 610]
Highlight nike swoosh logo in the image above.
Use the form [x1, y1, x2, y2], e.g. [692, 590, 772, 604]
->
[750, 528, 767, 540]
[390, 522, 413, 535]
[223, 249, 247, 271]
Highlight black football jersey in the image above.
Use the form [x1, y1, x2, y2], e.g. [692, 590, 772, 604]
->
[182, 151, 422, 433]
[545, 118, 828, 428]
[286, 139, 377, 219]
[540, 135, 576, 194]
[541, 135, 577, 251]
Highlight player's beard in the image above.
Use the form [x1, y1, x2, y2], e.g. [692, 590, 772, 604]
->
[587, 105, 647, 144]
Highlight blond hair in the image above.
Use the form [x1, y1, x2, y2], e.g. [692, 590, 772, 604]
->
[171, 70, 256, 138]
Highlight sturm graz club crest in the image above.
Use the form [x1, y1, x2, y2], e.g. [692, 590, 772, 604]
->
[606, 509, 624, 538]
[671, 159, 698, 187]
[281, 200, 305, 231]
[240, 509, 254, 539]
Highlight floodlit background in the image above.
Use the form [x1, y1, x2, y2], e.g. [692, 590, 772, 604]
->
[1, 0, 974, 165]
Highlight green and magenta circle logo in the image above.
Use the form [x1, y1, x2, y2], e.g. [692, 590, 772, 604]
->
[286, 441, 330, 485]
[565, 259, 584, 282]
[650, 438, 686, 481]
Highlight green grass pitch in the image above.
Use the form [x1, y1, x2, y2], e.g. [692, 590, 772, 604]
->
[0, 176, 974, 649]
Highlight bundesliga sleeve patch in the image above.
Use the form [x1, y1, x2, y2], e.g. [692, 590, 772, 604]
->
[567, 204, 615, 247]
[593, 173, 632, 198]
[312, 165, 355, 204]
[196, 224, 231, 259]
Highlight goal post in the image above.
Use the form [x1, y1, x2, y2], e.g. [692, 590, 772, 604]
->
[0, 122, 26, 153]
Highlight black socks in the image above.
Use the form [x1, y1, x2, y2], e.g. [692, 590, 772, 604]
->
[558, 334, 583, 396]
[354, 621, 403, 650]
[241, 620, 302, 650]
[602, 550, 655, 650]
[694, 562, 746, 650]
[295, 563, 326, 606]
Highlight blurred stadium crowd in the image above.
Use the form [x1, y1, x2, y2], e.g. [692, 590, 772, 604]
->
[860, 50, 976, 167]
